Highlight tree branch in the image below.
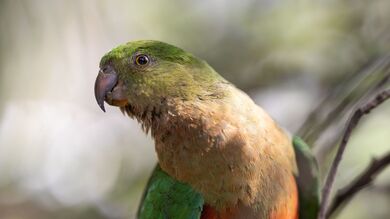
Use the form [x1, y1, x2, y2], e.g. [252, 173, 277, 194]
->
[317, 89, 390, 219]
[326, 152, 390, 218]
[297, 56, 390, 147]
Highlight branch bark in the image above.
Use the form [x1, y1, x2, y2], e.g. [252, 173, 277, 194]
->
[317, 89, 390, 219]
[326, 152, 390, 218]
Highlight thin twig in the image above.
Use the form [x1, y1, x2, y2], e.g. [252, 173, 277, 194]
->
[326, 152, 390, 218]
[317, 89, 390, 219]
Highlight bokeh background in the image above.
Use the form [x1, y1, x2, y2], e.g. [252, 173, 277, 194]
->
[0, 0, 389, 218]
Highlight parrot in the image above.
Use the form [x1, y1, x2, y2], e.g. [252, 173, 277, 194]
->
[94, 40, 320, 219]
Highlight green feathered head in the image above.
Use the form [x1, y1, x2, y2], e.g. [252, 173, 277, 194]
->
[94, 40, 225, 112]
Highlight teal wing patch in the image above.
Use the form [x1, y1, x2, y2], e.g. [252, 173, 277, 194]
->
[137, 165, 204, 219]
[293, 136, 320, 219]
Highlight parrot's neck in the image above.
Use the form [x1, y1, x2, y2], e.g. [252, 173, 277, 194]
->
[123, 85, 297, 216]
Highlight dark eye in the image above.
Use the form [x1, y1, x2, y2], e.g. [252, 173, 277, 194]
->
[135, 54, 150, 66]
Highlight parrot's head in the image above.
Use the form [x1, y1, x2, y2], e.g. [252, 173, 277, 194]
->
[94, 40, 225, 114]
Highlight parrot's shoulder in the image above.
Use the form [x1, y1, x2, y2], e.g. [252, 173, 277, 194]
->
[137, 165, 204, 219]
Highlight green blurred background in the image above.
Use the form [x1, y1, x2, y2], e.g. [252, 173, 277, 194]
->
[0, 0, 389, 218]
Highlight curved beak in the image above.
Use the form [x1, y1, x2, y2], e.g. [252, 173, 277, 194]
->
[94, 68, 118, 112]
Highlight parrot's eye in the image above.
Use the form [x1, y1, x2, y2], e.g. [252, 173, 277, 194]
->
[135, 54, 150, 66]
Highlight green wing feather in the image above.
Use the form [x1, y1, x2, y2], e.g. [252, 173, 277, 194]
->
[293, 136, 320, 219]
[137, 137, 319, 219]
[137, 165, 204, 219]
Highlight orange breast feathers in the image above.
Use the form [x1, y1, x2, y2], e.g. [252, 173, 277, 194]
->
[269, 176, 299, 219]
[201, 176, 298, 219]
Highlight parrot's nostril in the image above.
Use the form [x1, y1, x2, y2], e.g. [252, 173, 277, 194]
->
[101, 66, 109, 73]
[101, 65, 115, 74]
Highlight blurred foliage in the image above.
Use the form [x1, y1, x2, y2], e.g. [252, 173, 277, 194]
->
[0, 0, 389, 218]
